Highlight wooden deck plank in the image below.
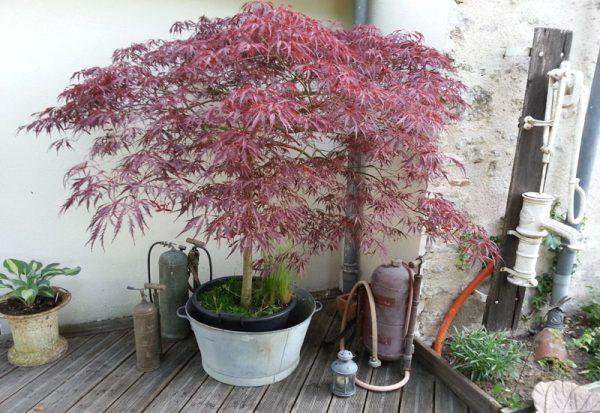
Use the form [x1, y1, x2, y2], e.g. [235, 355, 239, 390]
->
[0, 336, 18, 378]
[0, 290, 471, 413]
[362, 358, 404, 413]
[327, 350, 372, 413]
[27, 331, 135, 413]
[434, 378, 469, 413]
[399, 362, 435, 413]
[254, 299, 336, 413]
[0, 351, 17, 380]
[217, 386, 268, 412]
[0, 331, 125, 412]
[290, 309, 342, 413]
[144, 352, 206, 413]
[104, 337, 198, 413]
[0, 335, 90, 395]
[65, 340, 177, 413]
[179, 377, 233, 413]
[0, 335, 92, 403]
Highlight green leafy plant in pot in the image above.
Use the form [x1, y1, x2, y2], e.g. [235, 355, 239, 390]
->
[0, 259, 80, 366]
[22, 3, 498, 338]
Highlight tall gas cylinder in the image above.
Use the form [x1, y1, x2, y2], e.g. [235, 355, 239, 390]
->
[158, 246, 190, 340]
[363, 259, 414, 361]
[132, 289, 161, 372]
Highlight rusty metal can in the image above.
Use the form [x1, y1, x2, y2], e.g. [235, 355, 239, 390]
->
[133, 292, 161, 372]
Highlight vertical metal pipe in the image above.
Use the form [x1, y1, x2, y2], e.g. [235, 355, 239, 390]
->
[546, 50, 600, 328]
[342, 0, 369, 292]
[353, 0, 368, 25]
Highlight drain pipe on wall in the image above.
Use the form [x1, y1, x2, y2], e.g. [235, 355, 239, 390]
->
[342, 0, 369, 292]
[546, 50, 600, 329]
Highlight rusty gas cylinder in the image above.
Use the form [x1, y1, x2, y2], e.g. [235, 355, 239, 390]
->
[132, 288, 162, 372]
[363, 259, 414, 361]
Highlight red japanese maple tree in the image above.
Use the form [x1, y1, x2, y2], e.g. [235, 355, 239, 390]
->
[24, 2, 498, 307]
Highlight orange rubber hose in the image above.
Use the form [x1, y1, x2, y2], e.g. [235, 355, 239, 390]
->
[432, 261, 495, 354]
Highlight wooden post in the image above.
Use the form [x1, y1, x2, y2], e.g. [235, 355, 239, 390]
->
[483, 28, 573, 331]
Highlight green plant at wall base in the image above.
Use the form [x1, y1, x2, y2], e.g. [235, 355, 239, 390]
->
[581, 300, 600, 324]
[570, 327, 600, 354]
[448, 326, 523, 382]
[584, 352, 600, 381]
[0, 259, 81, 306]
[529, 272, 554, 316]
[492, 384, 522, 409]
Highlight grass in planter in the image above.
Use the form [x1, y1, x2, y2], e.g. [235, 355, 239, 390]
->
[198, 277, 288, 318]
[448, 326, 524, 382]
[261, 254, 293, 306]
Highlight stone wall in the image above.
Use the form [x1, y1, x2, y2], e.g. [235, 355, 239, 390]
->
[417, 0, 600, 338]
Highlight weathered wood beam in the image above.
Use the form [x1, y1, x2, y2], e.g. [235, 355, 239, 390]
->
[483, 28, 573, 330]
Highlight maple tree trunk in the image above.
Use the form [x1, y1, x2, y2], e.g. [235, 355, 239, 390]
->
[241, 249, 253, 308]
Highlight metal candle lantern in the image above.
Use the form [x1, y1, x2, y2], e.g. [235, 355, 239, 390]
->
[331, 350, 358, 397]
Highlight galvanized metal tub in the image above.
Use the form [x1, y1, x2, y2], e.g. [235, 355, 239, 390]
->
[178, 285, 319, 386]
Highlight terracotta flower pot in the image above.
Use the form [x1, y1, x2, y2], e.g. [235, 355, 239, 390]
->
[336, 293, 357, 321]
[0, 287, 71, 366]
[533, 327, 568, 362]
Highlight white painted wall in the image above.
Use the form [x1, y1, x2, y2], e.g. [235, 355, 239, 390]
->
[369, 0, 452, 49]
[358, 1, 452, 280]
[0, 0, 352, 332]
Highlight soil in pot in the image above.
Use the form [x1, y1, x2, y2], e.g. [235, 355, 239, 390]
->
[0, 295, 65, 316]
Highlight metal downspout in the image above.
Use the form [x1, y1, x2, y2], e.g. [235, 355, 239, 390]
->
[546, 50, 600, 328]
[354, 0, 368, 26]
[342, 0, 369, 292]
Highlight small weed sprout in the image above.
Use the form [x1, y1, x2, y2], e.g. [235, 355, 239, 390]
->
[448, 326, 523, 382]
[492, 384, 522, 409]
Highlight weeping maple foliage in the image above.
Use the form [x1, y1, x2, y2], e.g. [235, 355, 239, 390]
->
[23, 3, 499, 279]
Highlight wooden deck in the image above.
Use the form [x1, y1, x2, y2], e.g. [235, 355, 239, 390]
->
[0, 298, 472, 413]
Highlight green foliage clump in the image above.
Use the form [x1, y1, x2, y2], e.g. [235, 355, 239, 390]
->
[0, 259, 80, 306]
[570, 302, 600, 381]
[492, 384, 522, 409]
[585, 352, 600, 382]
[570, 326, 600, 354]
[448, 326, 523, 382]
[530, 272, 554, 316]
[198, 277, 285, 318]
[581, 300, 600, 325]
